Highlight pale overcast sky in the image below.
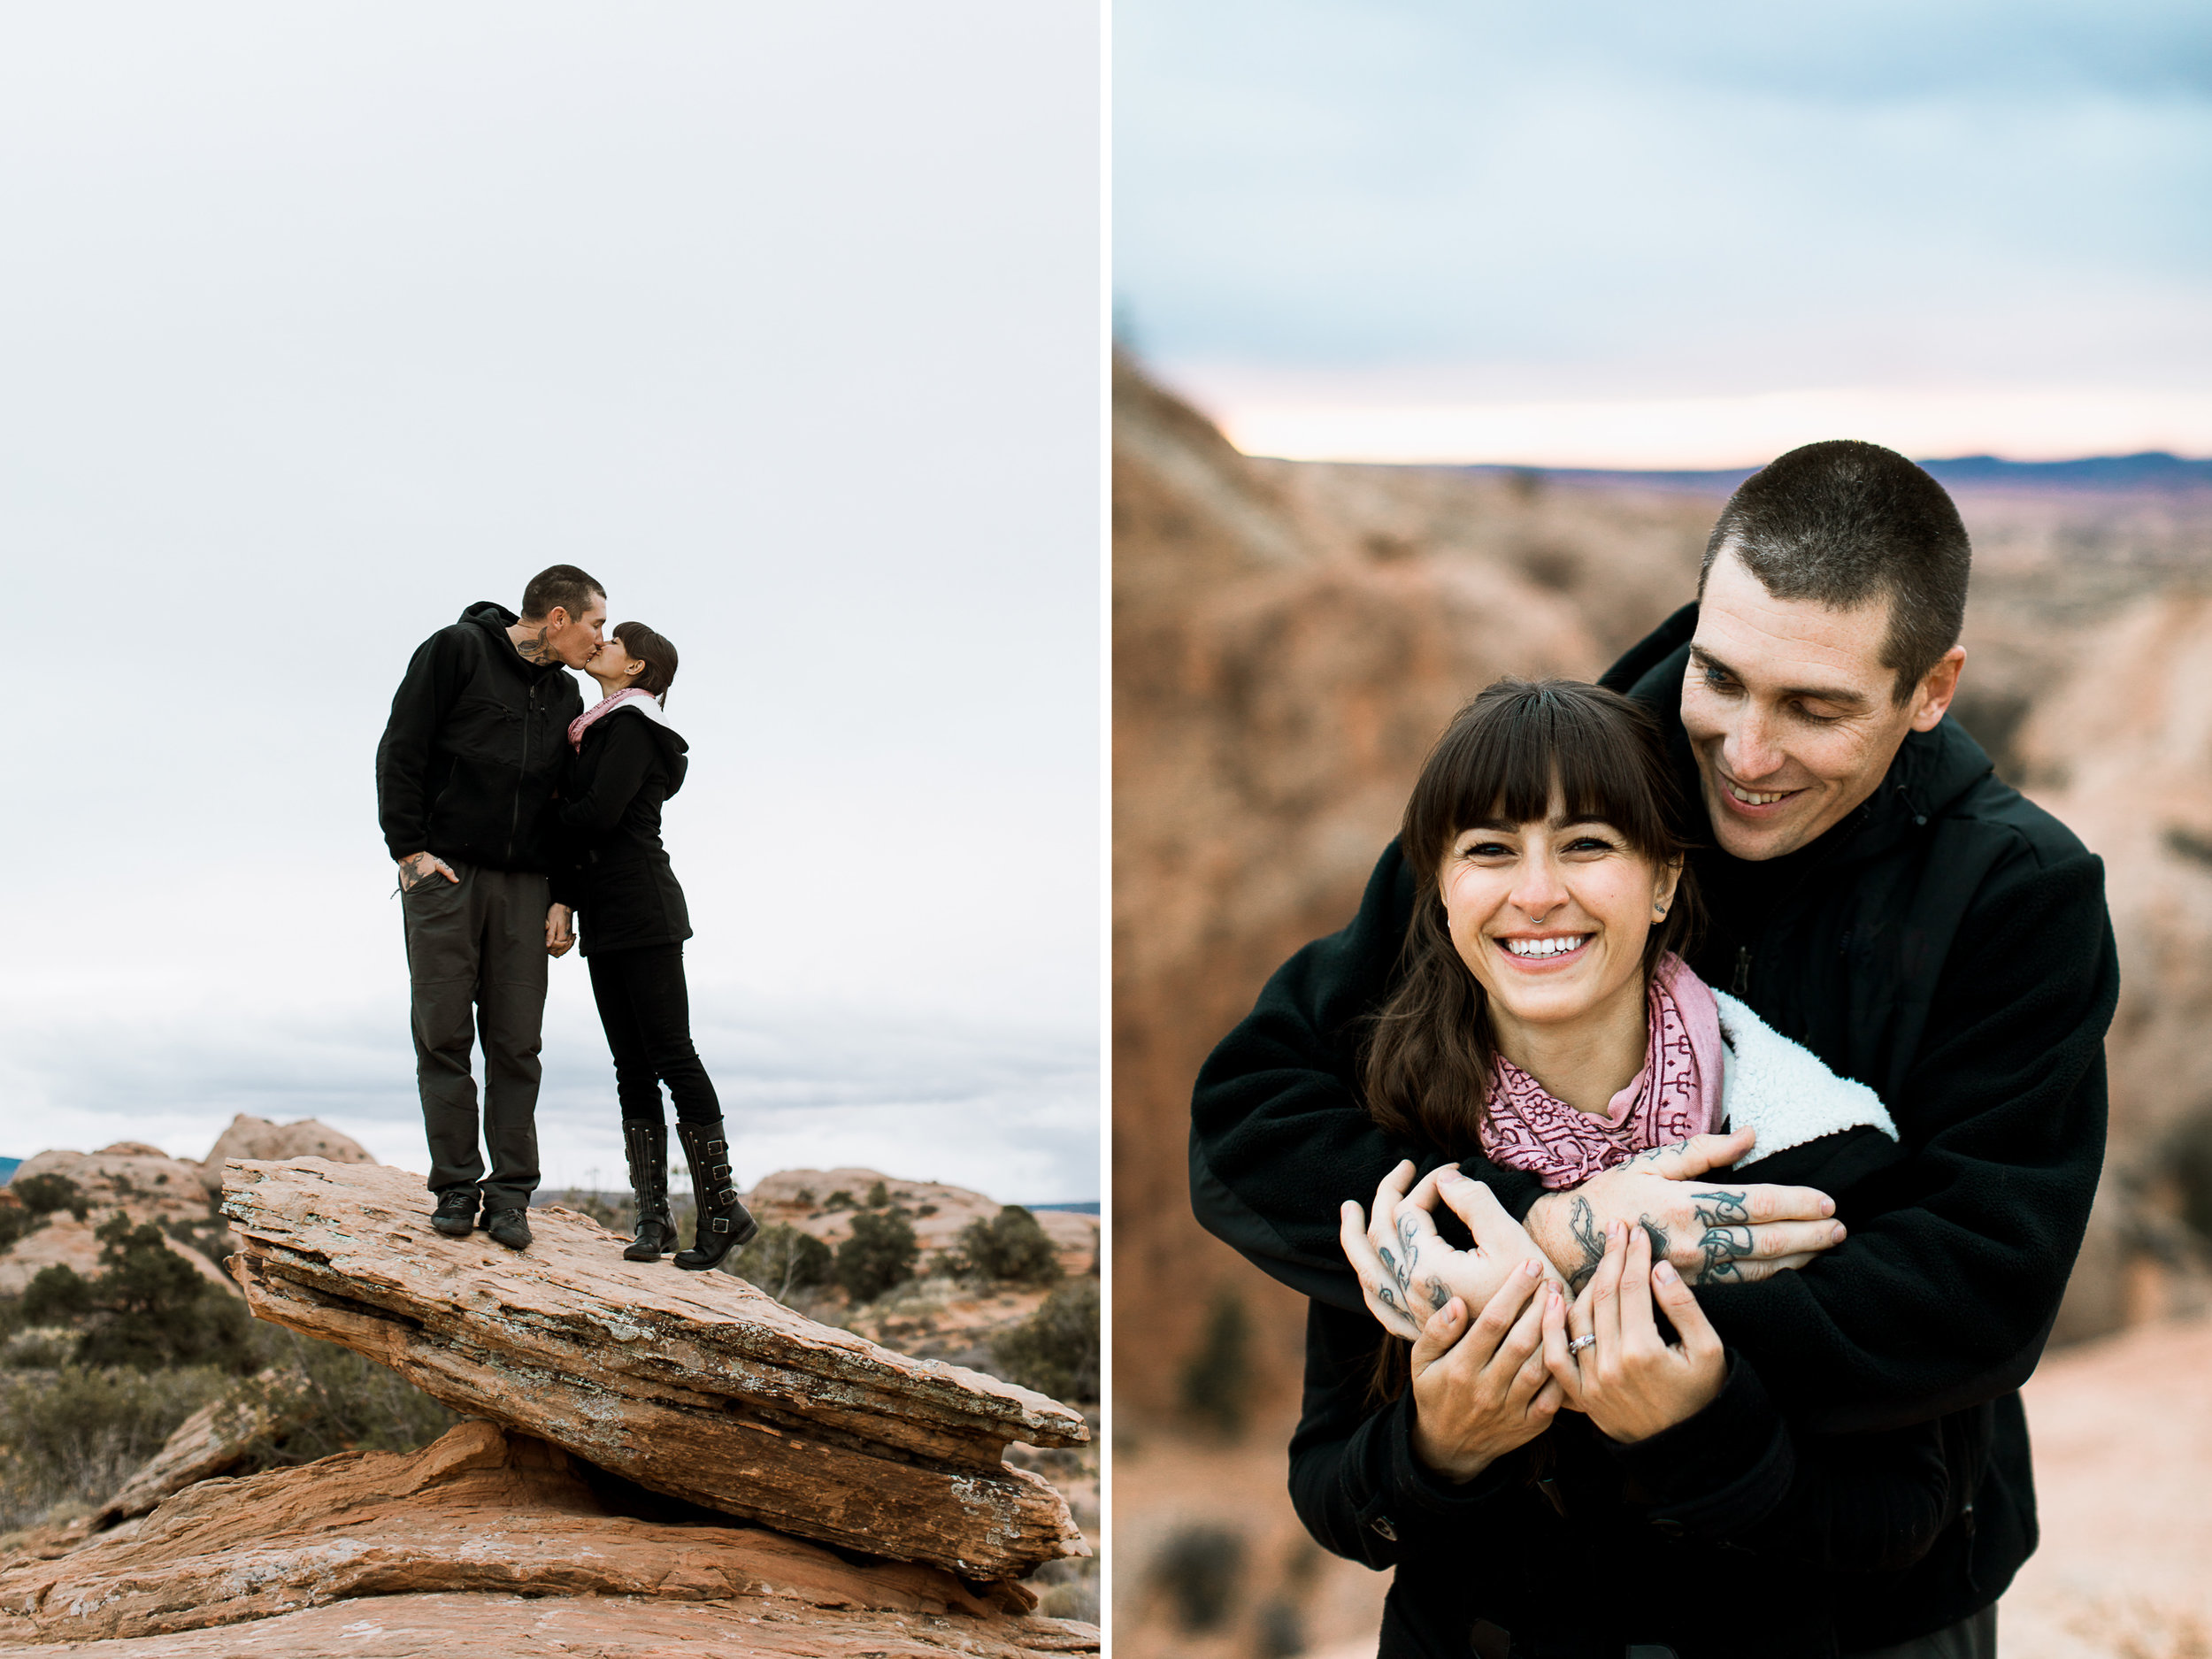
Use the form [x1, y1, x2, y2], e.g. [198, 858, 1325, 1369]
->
[1117, 0, 2212, 464]
[2, 4, 1101, 1202]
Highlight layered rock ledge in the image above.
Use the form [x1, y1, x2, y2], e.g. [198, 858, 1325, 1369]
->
[0, 1422, 1090, 1655]
[219, 1159, 1088, 1580]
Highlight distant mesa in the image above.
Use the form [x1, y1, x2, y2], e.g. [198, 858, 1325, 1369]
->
[745, 1167, 1100, 1282]
[1456, 450, 2212, 498]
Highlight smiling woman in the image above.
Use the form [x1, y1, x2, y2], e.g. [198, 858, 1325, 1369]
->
[1363, 679, 1700, 1151]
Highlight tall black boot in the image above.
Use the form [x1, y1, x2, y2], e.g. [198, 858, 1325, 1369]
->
[673, 1118, 758, 1271]
[622, 1120, 672, 1263]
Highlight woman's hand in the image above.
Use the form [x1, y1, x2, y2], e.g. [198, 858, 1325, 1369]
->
[1541, 1218, 1724, 1444]
[1339, 1163, 1567, 1341]
[1407, 1258, 1563, 1482]
[1339, 1162, 1431, 1339]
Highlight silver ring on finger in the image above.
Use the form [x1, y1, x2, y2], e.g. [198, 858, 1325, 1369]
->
[1566, 1333, 1596, 1356]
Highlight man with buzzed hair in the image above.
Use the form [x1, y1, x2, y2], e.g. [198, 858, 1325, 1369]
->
[377, 565, 607, 1250]
[1193, 442, 2116, 1656]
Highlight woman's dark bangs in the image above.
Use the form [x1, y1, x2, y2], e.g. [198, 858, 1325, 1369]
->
[1412, 680, 1677, 864]
[1548, 700, 1671, 859]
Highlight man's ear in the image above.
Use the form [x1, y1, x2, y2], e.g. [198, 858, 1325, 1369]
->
[1909, 646, 1968, 733]
[545, 604, 571, 633]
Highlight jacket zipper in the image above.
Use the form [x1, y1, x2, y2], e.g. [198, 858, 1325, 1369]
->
[509, 683, 533, 866]
[1730, 797, 1881, 1008]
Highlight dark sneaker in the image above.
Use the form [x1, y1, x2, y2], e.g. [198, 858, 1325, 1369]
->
[484, 1207, 533, 1251]
[430, 1188, 480, 1238]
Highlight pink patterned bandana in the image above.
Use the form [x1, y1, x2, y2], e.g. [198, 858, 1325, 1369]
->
[568, 688, 657, 752]
[1476, 954, 1726, 1190]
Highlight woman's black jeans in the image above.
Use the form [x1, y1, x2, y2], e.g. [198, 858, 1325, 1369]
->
[587, 943, 721, 1126]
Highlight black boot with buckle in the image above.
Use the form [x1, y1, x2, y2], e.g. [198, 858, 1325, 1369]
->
[673, 1118, 758, 1271]
[622, 1120, 673, 1263]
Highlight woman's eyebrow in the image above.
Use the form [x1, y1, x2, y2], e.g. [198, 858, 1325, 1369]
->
[1548, 814, 1615, 830]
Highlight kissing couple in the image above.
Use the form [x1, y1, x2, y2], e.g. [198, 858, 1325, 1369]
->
[375, 565, 760, 1267]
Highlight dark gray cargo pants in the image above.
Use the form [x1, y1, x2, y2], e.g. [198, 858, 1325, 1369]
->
[399, 861, 548, 1211]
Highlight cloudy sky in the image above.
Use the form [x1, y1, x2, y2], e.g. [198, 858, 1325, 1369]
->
[1117, 0, 2212, 465]
[1, 5, 1101, 1203]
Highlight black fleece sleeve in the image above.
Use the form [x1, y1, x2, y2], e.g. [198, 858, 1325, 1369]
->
[1606, 1352, 1951, 1574]
[556, 718, 655, 845]
[375, 630, 466, 860]
[1189, 842, 1548, 1314]
[1694, 846, 2116, 1432]
[1287, 1301, 1525, 1571]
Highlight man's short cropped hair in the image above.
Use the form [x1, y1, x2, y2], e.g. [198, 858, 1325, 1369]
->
[520, 565, 606, 624]
[1698, 441, 1970, 703]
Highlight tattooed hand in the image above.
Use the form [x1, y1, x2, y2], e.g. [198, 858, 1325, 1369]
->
[1542, 1219, 1724, 1444]
[1524, 1128, 1847, 1289]
[1340, 1162, 1567, 1342]
[396, 851, 460, 893]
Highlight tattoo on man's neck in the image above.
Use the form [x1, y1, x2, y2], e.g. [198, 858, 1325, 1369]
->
[1566, 1195, 1603, 1293]
[513, 627, 556, 665]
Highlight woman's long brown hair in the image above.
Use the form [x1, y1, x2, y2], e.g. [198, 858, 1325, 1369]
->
[1359, 679, 1701, 1404]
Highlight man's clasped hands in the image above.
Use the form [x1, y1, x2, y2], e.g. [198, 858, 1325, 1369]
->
[1336, 1127, 1847, 1483]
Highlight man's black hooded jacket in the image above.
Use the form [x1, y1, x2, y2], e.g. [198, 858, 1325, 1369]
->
[1188, 602, 2119, 1647]
[375, 603, 584, 877]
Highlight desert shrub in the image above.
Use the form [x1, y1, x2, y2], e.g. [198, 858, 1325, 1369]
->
[915, 1202, 938, 1217]
[1179, 1288, 1250, 1437]
[729, 1225, 834, 1302]
[1255, 1595, 1307, 1658]
[953, 1206, 1063, 1286]
[2172, 1109, 2212, 1243]
[232, 1324, 459, 1467]
[12, 1174, 88, 1221]
[1027, 1554, 1099, 1623]
[989, 1279, 1098, 1402]
[0, 1363, 234, 1528]
[836, 1209, 918, 1302]
[864, 1180, 891, 1209]
[20, 1212, 255, 1372]
[0, 1326, 74, 1370]
[1153, 1522, 1246, 1632]
[824, 1189, 857, 1211]
[0, 1205, 35, 1249]
[163, 1217, 239, 1272]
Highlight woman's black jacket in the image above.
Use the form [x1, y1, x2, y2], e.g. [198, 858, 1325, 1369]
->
[1295, 1294, 1982, 1659]
[1192, 603, 2118, 1648]
[375, 602, 583, 875]
[556, 703, 694, 956]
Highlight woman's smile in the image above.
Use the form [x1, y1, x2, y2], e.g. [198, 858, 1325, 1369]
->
[1494, 933, 1594, 966]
